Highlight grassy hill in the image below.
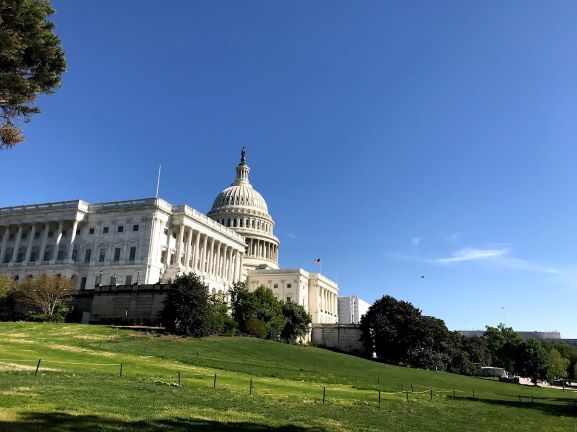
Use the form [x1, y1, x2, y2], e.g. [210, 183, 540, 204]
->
[0, 323, 574, 431]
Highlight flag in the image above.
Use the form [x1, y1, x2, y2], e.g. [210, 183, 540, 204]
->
[313, 258, 321, 264]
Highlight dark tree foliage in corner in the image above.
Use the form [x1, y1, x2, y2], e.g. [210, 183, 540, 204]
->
[0, 0, 66, 148]
[280, 300, 312, 344]
[360, 295, 422, 364]
[161, 274, 213, 337]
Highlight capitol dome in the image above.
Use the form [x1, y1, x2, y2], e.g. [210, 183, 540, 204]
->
[208, 147, 279, 271]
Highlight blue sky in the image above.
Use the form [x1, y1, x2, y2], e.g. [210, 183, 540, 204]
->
[2, 1, 577, 336]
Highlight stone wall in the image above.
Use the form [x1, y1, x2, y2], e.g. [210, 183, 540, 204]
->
[72, 284, 172, 324]
[311, 323, 366, 355]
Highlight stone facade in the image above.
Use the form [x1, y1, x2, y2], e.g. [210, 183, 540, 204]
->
[337, 295, 370, 324]
[311, 324, 366, 355]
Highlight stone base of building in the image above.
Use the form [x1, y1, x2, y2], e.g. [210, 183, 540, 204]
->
[310, 323, 366, 356]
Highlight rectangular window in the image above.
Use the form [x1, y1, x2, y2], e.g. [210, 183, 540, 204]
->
[103, 227, 109, 234]
[99, 249, 106, 263]
[84, 249, 92, 263]
[113, 247, 121, 262]
[128, 246, 136, 262]
[117, 225, 124, 233]
[286, 296, 291, 302]
[287, 284, 292, 288]
[80, 277, 87, 290]
[125, 275, 132, 285]
[89, 228, 95, 234]
[160, 250, 166, 264]
[274, 284, 278, 288]
[72, 249, 78, 262]
[34, 232, 40, 239]
[47, 231, 53, 238]
[163, 228, 168, 235]
[132, 224, 139, 232]
[21, 233, 27, 240]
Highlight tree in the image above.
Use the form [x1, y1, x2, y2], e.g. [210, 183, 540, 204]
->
[230, 283, 286, 340]
[546, 348, 569, 379]
[484, 324, 522, 370]
[209, 294, 237, 335]
[0, 274, 14, 299]
[161, 274, 214, 337]
[515, 339, 552, 384]
[405, 316, 451, 371]
[280, 300, 311, 343]
[0, 0, 66, 148]
[359, 295, 422, 364]
[20, 274, 74, 316]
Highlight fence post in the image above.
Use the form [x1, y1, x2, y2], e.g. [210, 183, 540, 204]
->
[249, 378, 253, 395]
[323, 386, 326, 404]
[405, 390, 409, 402]
[177, 371, 181, 387]
[430, 389, 433, 400]
[378, 390, 381, 408]
[119, 363, 123, 377]
[213, 374, 217, 389]
[35, 359, 41, 376]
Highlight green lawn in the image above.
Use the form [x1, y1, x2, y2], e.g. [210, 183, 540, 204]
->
[0, 323, 574, 431]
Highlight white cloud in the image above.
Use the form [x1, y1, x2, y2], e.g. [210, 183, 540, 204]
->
[411, 237, 421, 247]
[435, 247, 509, 263]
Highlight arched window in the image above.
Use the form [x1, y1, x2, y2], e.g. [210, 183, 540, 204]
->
[227, 219, 231, 227]
[251, 220, 255, 229]
[233, 219, 237, 227]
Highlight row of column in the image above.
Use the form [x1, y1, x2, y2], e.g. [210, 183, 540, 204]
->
[0, 220, 78, 267]
[173, 224, 243, 282]
[320, 288, 337, 315]
[246, 237, 278, 262]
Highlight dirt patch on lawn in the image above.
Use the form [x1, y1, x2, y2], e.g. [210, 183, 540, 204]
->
[0, 362, 59, 372]
[47, 344, 117, 358]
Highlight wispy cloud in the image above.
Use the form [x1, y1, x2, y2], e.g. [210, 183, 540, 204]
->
[390, 245, 561, 275]
[285, 232, 297, 239]
[411, 237, 421, 247]
[435, 247, 509, 263]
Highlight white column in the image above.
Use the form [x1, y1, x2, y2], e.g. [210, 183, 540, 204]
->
[208, 238, 215, 276]
[23, 224, 36, 264]
[50, 221, 64, 264]
[67, 219, 79, 262]
[175, 224, 185, 267]
[201, 234, 208, 272]
[232, 251, 239, 282]
[227, 247, 233, 280]
[0, 226, 10, 263]
[9, 225, 23, 265]
[192, 230, 200, 271]
[184, 227, 192, 268]
[38, 223, 49, 263]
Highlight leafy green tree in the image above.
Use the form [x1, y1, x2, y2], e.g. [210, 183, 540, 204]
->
[484, 324, 522, 370]
[0, 275, 13, 299]
[0, 0, 66, 148]
[515, 339, 552, 384]
[0, 275, 16, 321]
[20, 274, 74, 317]
[405, 316, 451, 371]
[230, 283, 285, 340]
[161, 274, 214, 337]
[547, 348, 569, 379]
[360, 295, 422, 364]
[280, 300, 311, 343]
[209, 294, 237, 335]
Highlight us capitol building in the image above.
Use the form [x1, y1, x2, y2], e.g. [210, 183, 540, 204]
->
[0, 149, 338, 324]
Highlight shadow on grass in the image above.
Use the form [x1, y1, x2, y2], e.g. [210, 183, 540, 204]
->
[456, 396, 577, 417]
[0, 412, 327, 432]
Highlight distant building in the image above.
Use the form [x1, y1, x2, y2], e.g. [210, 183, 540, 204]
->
[338, 296, 369, 324]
